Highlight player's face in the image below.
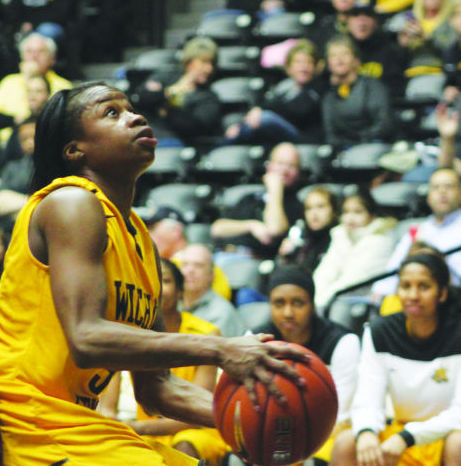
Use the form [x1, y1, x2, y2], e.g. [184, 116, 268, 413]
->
[270, 284, 314, 344]
[427, 170, 461, 219]
[160, 263, 181, 313]
[73, 86, 157, 176]
[398, 263, 447, 320]
[304, 191, 334, 231]
[286, 51, 316, 86]
[341, 197, 372, 232]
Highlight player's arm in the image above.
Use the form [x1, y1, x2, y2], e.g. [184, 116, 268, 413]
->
[131, 369, 215, 428]
[31, 187, 308, 406]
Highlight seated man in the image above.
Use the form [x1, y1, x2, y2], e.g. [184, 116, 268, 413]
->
[179, 243, 246, 337]
[211, 142, 304, 264]
[143, 206, 231, 301]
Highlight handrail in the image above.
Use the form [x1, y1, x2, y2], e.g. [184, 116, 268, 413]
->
[324, 243, 461, 311]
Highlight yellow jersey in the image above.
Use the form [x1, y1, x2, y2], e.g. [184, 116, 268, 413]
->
[0, 177, 198, 465]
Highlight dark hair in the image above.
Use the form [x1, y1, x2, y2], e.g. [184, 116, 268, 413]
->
[160, 258, 185, 292]
[399, 253, 450, 291]
[304, 185, 340, 220]
[342, 186, 380, 216]
[268, 263, 315, 301]
[30, 81, 109, 193]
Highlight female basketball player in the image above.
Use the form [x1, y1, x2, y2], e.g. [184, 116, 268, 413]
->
[0, 82, 307, 465]
[330, 253, 461, 466]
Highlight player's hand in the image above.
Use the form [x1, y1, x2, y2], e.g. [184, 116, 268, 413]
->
[217, 334, 309, 409]
[381, 434, 406, 466]
[356, 430, 384, 466]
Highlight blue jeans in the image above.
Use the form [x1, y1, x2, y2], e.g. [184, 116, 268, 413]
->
[224, 110, 299, 145]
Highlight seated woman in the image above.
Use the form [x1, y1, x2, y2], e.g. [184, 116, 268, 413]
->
[313, 187, 397, 310]
[251, 264, 361, 464]
[136, 36, 222, 147]
[330, 253, 461, 466]
[277, 185, 339, 272]
[99, 258, 230, 465]
[322, 34, 394, 149]
[223, 39, 327, 144]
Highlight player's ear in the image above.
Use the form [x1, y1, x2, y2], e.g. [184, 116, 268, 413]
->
[64, 141, 85, 162]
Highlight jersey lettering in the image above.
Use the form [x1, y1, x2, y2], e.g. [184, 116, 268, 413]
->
[114, 281, 157, 329]
[88, 371, 115, 395]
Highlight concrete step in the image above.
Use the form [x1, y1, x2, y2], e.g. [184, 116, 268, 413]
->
[81, 62, 124, 80]
[165, 29, 193, 49]
[170, 11, 203, 29]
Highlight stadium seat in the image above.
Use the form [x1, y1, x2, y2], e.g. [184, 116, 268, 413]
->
[330, 142, 391, 183]
[237, 301, 271, 331]
[252, 11, 316, 45]
[216, 45, 261, 78]
[194, 145, 265, 184]
[140, 183, 215, 223]
[142, 146, 196, 182]
[214, 183, 266, 214]
[295, 144, 333, 182]
[211, 76, 265, 113]
[371, 181, 426, 219]
[195, 10, 253, 45]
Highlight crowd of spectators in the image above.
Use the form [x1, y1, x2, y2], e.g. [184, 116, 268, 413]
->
[2, 0, 461, 465]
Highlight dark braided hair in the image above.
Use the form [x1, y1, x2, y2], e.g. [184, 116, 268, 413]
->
[30, 81, 108, 193]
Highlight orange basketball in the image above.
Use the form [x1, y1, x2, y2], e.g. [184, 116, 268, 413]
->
[213, 341, 338, 466]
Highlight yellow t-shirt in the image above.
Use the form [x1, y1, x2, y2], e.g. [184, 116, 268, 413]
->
[0, 176, 197, 465]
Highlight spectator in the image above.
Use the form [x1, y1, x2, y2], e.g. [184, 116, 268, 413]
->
[393, 0, 456, 78]
[136, 36, 221, 147]
[0, 116, 37, 223]
[211, 142, 304, 263]
[441, 0, 461, 105]
[311, 0, 355, 57]
[99, 259, 230, 464]
[0, 32, 71, 144]
[322, 35, 394, 149]
[142, 206, 232, 301]
[436, 102, 461, 173]
[314, 187, 397, 309]
[0, 73, 50, 169]
[277, 185, 340, 272]
[371, 167, 461, 301]
[223, 39, 326, 145]
[345, 0, 408, 96]
[252, 264, 360, 464]
[331, 253, 461, 466]
[179, 243, 246, 337]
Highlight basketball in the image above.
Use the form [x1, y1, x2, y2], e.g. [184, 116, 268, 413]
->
[213, 341, 338, 466]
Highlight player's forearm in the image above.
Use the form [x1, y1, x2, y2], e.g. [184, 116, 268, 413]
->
[139, 372, 215, 427]
[70, 318, 225, 371]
